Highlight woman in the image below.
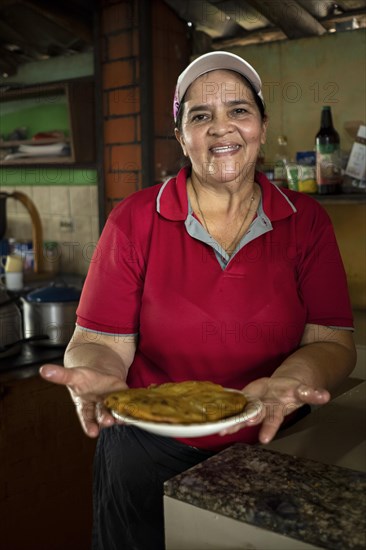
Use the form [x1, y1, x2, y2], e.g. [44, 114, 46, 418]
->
[40, 52, 356, 550]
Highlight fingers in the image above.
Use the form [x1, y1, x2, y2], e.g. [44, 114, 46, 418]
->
[219, 399, 264, 436]
[40, 363, 101, 437]
[40, 363, 120, 438]
[95, 402, 116, 428]
[73, 399, 116, 438]
[74, 398, 101, 438]
[258, 419, 282, 444]
[254, 387, 329, 443]
[39, 364, 75, 385]
[221, 385, 331, 442]
[297, 384, 330, 404]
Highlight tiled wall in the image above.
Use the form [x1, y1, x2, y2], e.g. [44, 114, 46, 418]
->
[4, 184, 99, 276]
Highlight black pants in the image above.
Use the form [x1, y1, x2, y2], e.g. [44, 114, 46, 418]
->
[92, 425, 215, 550]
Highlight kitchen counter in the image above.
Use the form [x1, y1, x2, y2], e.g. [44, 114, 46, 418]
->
[164, 380, 366, 550]
[0, 343, 65, 382]
[0, 273, 83, 382]
[0, 344, 94, 550]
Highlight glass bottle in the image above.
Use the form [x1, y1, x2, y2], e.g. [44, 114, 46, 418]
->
[315, 106, 342, 194]
[273, 135, 289, 187]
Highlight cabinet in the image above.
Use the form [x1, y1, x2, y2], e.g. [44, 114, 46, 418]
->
[0, 79, 95, 165]
[0, 373, 96, 550]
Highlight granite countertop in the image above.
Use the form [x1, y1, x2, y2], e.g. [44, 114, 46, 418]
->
[164, 443, 366, 550]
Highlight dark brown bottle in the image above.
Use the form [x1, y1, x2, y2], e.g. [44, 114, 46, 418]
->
[315, 106, 342, 194]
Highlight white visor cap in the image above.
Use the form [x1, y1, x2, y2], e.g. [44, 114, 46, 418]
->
[173, 51, 264, 122]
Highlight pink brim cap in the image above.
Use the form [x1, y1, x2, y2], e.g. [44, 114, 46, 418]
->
[173, 51, 264, 122]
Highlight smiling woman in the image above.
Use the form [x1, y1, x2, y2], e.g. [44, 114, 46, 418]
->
[39, 51, 356, 550]
[174, 68, 268, 254]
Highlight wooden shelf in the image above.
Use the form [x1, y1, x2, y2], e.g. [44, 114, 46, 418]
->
[0, 137, 70, 148]
[1, 155, 74, 164]
[314, 193, 366, 204]
[0, 79, 95, 166]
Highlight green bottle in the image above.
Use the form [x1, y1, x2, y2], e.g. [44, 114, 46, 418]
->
[315, 106, 342, 194]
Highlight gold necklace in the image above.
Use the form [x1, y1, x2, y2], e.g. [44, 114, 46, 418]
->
[190, 181, 256, 254]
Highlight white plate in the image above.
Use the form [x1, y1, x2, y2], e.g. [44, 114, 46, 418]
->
[111, 391, 262, 438]
[18, 142, 67, 155]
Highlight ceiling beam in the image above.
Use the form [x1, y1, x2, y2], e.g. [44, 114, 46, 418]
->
[164, 0, 245, 38]
[22, 0, 93, 43]
[320, 7, 366, 24]
[0, 17, 46, 58]
[0, 45, 22, 76]
[213, 26, 287, 48]
[209, 0, 272, 31]
[244, 0, 327, 38]
[0, 0, 19, 6]
[213, 7, 366, 48]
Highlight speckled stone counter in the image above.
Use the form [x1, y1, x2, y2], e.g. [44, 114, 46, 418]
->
[164, 443, 366, 549]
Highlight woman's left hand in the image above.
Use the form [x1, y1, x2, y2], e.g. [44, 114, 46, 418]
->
[220, 376, 330, 444]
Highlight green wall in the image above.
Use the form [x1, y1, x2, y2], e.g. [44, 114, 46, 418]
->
[1, 96, 69, 139]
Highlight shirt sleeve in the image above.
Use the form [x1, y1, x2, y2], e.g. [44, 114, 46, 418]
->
[295, 199, 353, 329]
[76, 204, 145, 335]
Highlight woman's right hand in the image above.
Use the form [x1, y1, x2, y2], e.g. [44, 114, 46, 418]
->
[39, 363, 128, 438]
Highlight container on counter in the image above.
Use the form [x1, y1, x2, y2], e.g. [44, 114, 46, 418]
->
[286, 163, 317, 194]
[344, 124, 366, 192]
[286, 151, 317, 194]
[21, 283, 81, 346]
[1, 254, 24, 291]
[315, 106, 342, 194]
[0, 238, 9, 275]
[13, 240, 34, 272]
[273, 135, 289, 187]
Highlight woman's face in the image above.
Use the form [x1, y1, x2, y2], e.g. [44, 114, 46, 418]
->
[175, 69, 267, 186]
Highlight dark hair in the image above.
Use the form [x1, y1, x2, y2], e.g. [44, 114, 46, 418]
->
[175, 73, 266, 132]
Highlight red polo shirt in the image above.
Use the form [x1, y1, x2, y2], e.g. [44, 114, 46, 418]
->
[76, 167, 353, 450]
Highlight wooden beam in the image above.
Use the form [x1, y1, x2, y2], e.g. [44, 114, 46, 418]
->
[0, 18, 45, 58]
[213, 7, 366, 47]
[320, 8, 366, 25]
[213, 27, 287, 48]
[22, 0, 93, 43]
[0, 0, 20, 7]
[0, 45, 21, 76]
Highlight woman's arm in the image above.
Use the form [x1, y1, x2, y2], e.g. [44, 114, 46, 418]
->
[39, 326, 137, 438]
[273, 323, 356, 392]
[222, 324, 356, 444]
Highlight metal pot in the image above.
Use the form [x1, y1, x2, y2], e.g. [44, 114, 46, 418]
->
[21, 283, 81, 347]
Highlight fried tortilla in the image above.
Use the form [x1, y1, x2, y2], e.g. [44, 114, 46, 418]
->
[104, 381, 247, 424]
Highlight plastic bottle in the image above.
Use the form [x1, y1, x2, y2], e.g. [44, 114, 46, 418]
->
[273, 135, 289, 187]
[315, 106, 342, 194]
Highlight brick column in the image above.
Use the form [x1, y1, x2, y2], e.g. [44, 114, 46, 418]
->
[101, 0, 141, 212]
[100, 0, 190, 214]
